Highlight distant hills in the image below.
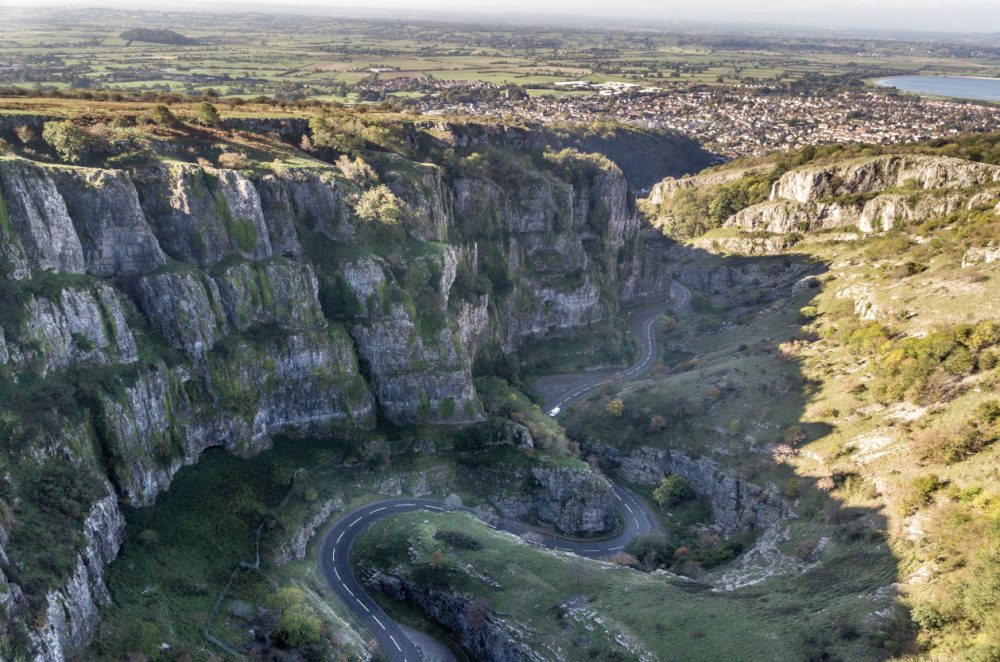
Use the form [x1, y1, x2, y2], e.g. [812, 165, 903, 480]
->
[119, 28, 196, 46]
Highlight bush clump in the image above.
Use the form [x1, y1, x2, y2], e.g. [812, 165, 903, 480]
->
[434, 528, 483, 550]
[653, 475, 695, 508]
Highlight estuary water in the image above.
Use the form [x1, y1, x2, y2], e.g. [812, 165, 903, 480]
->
[876, 75, 1000, 103]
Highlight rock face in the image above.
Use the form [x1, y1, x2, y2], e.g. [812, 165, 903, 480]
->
[131, 270, 228, 357]
[675, 254, 818, 302]
[0, 119, 681, 660]
[771, 155, 1000, 204]
[0, 157, 85, 277]
[490, 465, 617, 536]
[6, 283, 138, 376]
[961, 244, 1000, 268]
[595, 445, 790, 534]
[134, 163, 273, 266]
[451, 153, 643, 350]
[723, 155, 1000, 235]
[28, 493, 124, 662]
[648, 165, 766, 205]
[341, 251, 483, 425]
[271, 497, 344, 565]
[49, 167, 166, 277]
[366, 572, 545, 662]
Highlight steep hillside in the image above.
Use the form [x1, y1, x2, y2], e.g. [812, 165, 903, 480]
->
[634, 144, 1000, 660]
[0, 113, 674, 660]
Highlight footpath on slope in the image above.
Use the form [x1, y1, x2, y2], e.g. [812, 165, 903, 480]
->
[317, 283, 689, 662]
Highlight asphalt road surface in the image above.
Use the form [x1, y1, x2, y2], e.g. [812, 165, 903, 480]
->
[534, 280, 691, 412]
[317, 283, 690, 661]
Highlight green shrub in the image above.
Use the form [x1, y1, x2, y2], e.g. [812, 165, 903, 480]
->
[625, 533, 675, 570]
[354, 184, 408, 226]
[147, 104, 177, 127]
[438, 397, 456, 419]
[42, 121, 94, 162]
[195, 101, 221, 127]
[434, 528, 483, 550]
[71, 332, 96, 352]
[798, 305, 819, 321]
[900, 474, 945, 515]
[653, 475, 695, 508]
[273, 608, 322, 649]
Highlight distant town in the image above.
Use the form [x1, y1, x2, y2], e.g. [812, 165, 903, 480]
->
[380, 79, 1000, 158]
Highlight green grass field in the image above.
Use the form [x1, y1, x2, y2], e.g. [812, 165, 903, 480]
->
[2, 7, 998, 102]
[354, 509, 900, 661]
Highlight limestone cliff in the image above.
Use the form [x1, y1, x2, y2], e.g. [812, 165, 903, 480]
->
[0, 118, 675, 660]
[366, 571, 546, 662]
[724, 155, 1000, 235]
[489, 464, 617, 536]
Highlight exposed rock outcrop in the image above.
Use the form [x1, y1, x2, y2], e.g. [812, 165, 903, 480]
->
[771, 155, 1000, 203]
[342, 252, 482, 424]
[49, 167, 165, 277]
[0, 157, 84, 277]
[0, 117, 681, 659]
[961, 244, 1000, 267]
[11, 283, 138, 376]
[595, 445, 790, 534]
[27, 493, 124, 662]
[721, 155, 1000, 236]
[134, 163, 272, 266]
[271, 497, 344, 565]
[131, 270, 228, 357]
[366, 571, 545, 662]
[490, 465, 617, 536]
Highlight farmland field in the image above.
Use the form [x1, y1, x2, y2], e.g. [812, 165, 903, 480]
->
[2, 6, 999, 102]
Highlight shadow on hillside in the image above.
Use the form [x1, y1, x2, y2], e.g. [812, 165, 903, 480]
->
[565, 238, 914, 661]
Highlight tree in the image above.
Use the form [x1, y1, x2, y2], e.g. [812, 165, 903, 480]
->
[605, 398, 624, 417]
[147, 104, 177, 127]
[354, 185, 407, 225]
[217, 151, 248, 169]
[269, 586, 323, 649]
[42, 121, 91, 162]
[653, 475, 695, 508]
[969, 319, 1000, 352]
[195, 101, 221, 127]
[273, 609, 322, 648]
[309, 113, 365, 153]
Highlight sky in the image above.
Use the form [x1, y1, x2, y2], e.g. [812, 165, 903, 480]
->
[15, 0, 1000, 33]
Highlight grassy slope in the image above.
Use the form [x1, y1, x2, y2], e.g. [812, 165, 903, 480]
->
[355, 508, 896, 661]
[632, 143, 1000, 659]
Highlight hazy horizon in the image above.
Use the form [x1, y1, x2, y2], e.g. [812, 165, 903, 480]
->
[6, 0, 1000, 34]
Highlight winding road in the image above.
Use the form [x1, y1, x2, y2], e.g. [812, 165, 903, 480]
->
[318, 281, 692, 662]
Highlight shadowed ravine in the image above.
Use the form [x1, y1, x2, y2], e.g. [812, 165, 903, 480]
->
[317, 284, 690, 661]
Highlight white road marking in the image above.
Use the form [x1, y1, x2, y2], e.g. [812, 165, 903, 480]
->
[331, 548, 336, 562]
[334, 568, 341, 580]
[327, 292, 684, 651]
